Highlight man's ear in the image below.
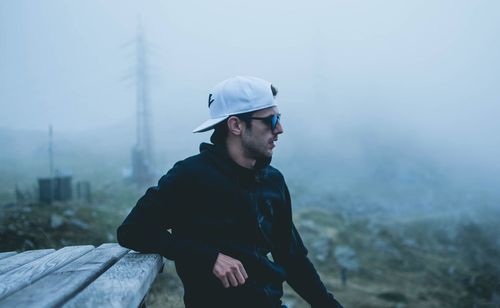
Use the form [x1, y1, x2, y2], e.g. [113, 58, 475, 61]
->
[227, 116, 243, 136]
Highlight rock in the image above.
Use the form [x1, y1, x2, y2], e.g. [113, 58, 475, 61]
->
[107, 232, 114, 241]
[310, 236, 331, 262]
[69, 218, 90, 230]
[23, 239, 34, 249]
[491, 292, 500, 306]
[402, 238, 417, 248]
[377, 291, 407, 303]
[50, 214, 64, 229]
[322, 226, 338, 240]
[334, 245, 359, 271]
[373, 239, 401, 259]
[298, 219, 319, 234]
[448, 266, 455, 276]
[374, 269, 384, 276]
[63, 209, 75, 217]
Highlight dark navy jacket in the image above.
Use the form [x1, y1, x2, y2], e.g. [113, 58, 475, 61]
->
[117, 143, 342, 308]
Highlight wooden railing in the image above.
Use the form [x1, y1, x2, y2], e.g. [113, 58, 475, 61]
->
[0, 243, 163, 307]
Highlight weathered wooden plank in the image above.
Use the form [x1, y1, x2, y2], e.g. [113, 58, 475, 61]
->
[63, 251, 164, 308]
[0, 245, 94, 301]
[0, 243, 129, 308]
[0, 252, 17, 261]
[0, 249, 55, 275]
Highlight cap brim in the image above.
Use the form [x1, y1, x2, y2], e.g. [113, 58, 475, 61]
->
[192, 116, 229, 133]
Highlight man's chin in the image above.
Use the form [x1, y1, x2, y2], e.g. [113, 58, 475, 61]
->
[257, 150, 273, 159]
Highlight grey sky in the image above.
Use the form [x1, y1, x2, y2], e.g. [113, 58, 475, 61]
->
[1, 0, 499, 177]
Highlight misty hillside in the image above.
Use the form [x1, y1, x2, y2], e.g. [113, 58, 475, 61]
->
[2, 124, 499, 219]
[0, 122, 199, 195]
[0, 125, 133, 196]
[1, 123, 499, 307]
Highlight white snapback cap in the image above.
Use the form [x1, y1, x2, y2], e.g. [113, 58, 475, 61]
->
[193, 76, 277, 133]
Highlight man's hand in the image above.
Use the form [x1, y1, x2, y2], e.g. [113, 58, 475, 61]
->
[212, 253, 248, 288]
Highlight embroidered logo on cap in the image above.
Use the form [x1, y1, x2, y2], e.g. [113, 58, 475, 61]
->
[208, 94, 214, 107]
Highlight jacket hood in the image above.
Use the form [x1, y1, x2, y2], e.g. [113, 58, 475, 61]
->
[199, 142, 272, 172]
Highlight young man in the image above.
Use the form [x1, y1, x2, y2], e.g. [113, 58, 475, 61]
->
[117, 76, 343, 308]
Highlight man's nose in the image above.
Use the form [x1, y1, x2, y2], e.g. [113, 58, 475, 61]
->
[274, 122, 284, 135]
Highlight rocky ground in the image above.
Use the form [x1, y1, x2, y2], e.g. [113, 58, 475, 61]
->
[145, 207, 500, 308]
[1, 200, 499, 307]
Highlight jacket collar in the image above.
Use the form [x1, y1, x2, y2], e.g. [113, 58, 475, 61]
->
[199, 142, 271, 178]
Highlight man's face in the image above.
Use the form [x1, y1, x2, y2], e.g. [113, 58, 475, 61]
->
[240, 106, 284, 160]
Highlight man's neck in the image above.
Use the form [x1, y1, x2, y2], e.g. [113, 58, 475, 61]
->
[225, 140, 256, 169]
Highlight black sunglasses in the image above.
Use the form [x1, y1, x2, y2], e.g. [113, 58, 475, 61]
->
[246, 113, 281, 131]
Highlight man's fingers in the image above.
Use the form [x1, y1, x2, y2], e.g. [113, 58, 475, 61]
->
[221, 276, 230, 288]
[227, 272, 238, 287]
[238, 263, 248, 279]
[212, 253, 248, 288]
[233, 267, 246, 284]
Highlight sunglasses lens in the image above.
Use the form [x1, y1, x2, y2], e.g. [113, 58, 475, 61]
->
[272, 114, 280, 130]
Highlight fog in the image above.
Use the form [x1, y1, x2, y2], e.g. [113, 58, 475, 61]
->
[2, 2, 500, 306]
[1, 0, 499, 206]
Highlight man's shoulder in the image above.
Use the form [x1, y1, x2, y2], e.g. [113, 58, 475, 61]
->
[264, 164, 286, 182]
[266, 164, 282, 174]
[171, 152, 207, 172]
[155, 152, 208, 187]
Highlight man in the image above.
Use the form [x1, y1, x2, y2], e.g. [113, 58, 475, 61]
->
[117, 76, 343, 308]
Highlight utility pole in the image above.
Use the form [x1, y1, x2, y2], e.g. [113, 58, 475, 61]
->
[130, 18, 155, 187]
[49, 124, 54, 177]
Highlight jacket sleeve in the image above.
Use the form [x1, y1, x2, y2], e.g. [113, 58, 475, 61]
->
[273, 184, 343, 308]
[117, 161, 219, 272]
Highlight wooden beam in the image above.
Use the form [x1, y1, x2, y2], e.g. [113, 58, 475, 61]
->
[0, 252, 17, 261]
[63, 251, 163, 308]
[0, 245, 94, 300]
[0, 243, 129, 308]
[0, 249, 55, 275]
